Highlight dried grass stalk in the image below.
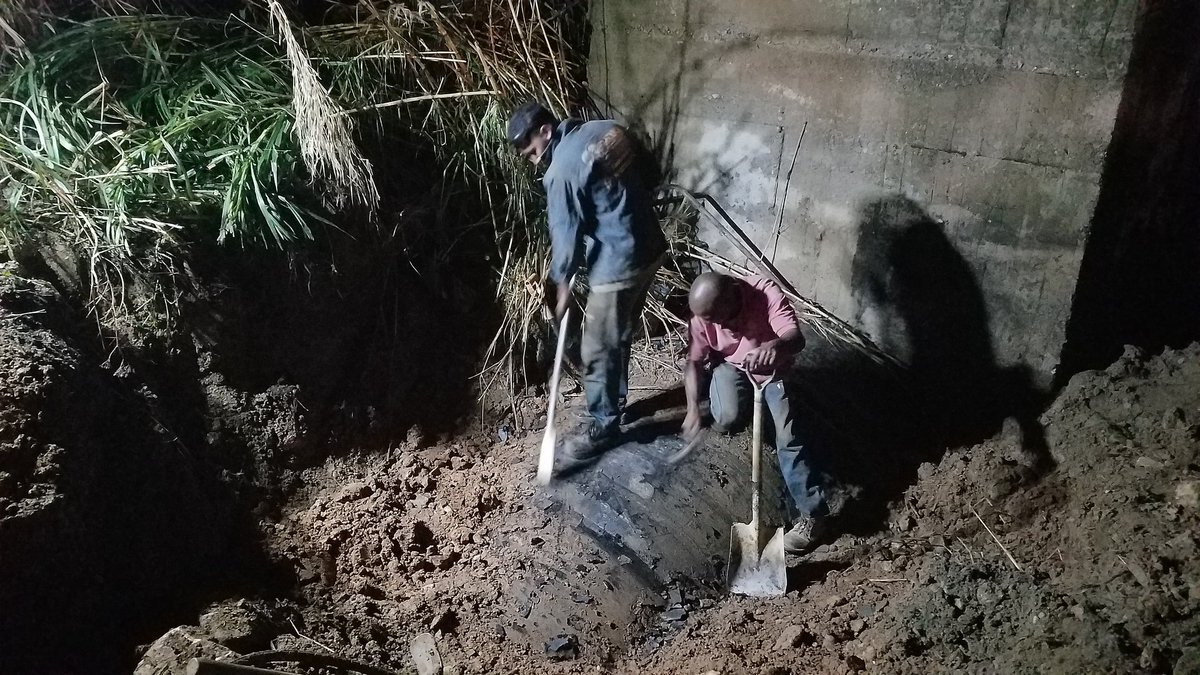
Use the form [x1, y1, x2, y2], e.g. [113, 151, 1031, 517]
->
[269, 0, 378, 214]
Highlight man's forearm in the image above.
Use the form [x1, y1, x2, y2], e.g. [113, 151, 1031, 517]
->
[684, 359, 704, 413]
[775, 327, 804, 350]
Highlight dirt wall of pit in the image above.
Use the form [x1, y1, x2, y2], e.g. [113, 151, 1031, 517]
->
[0, 265, 261, 673]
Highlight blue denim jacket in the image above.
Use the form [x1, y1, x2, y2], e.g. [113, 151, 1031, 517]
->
[543, 119, 666, 289]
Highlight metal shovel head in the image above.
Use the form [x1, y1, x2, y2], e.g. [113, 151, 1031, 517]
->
[726, 522, 787, 596]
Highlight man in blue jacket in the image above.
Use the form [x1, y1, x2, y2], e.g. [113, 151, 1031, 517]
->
[508, 101, 667, 461]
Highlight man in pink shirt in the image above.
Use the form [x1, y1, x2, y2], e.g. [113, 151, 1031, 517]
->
[682, 271, 832, 553]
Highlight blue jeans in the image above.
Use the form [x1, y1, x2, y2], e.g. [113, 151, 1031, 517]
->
[709, 362, 829, 518]
[580, 270, 658, 434]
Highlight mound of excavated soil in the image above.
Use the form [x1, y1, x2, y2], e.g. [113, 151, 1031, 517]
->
[136, 343, 1200, 674]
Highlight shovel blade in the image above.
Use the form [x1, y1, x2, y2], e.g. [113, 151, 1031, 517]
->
[536, 427, 556, 486]
[726, 522, 787, 596]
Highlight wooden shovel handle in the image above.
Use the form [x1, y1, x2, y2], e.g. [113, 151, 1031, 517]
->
[749, 377, 765, 532]
[536, 307, 571, 485]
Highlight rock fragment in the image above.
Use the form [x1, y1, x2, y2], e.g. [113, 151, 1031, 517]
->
[1176, 481, 1199, 509]
[409, 633, 442, 675]
[335, 481, 371, 502]
[662, 608, 686, 622]
[774, 624, 812, 649]
[544, 634, 577, 660]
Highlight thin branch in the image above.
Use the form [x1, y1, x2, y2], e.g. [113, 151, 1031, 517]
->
[970, 506, 1022, 572]
[341, 89, 496, 114]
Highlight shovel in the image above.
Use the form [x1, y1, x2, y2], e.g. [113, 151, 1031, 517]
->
[726, 375, 787, 596]
[536, 308, 570, 486]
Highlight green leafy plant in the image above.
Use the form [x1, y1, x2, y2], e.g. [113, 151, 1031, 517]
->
[0, 14, 345, 333]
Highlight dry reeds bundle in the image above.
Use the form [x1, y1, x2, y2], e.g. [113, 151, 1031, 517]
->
[306, 1, 592, 402]
[661, 186, 903, 369]
[268, 0, 378, 214]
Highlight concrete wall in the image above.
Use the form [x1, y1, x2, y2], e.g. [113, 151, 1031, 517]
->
[590, 0, 1137, 382]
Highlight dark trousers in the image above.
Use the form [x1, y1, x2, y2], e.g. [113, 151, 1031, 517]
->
[580, 270, 657, 434]
[709, 362, 830, 518]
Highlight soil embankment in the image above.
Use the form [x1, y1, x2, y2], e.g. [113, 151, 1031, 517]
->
[135, 343, 1200, 674]
[4, 261, 1197, 673]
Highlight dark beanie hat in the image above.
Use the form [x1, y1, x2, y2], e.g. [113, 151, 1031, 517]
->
[507, 101, 557, 145]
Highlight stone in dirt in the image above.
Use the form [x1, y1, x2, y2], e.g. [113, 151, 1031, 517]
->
[410, 633, 442, 675]
[544, 634, 577, 660]
[197, 602, 270, 651]
[662, 608, 686, 621]
[773, 624, 812, 649]
[1176, 481, 1199, 509]
[640, 593, 666, 609]
[133, 627, 234, 675]
[1134, 456, 1164, 469]
[335, 481, 372, 502]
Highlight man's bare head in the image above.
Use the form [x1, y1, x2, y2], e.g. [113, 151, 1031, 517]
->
[689, 272, 740, 324]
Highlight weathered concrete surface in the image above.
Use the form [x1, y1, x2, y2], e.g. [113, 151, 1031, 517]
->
[591, 0, 1137, 384]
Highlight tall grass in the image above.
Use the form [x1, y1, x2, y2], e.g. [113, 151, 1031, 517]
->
[0, 14, 337, 334]
[0, 0, 596, 403]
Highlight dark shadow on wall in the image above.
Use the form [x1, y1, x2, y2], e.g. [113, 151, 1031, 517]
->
[790, 195, 1053, 533]
[849, 196, 1048, 452]
[1062, 1, 1200, 379]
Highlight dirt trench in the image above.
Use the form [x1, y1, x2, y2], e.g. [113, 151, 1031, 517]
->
[0, 263, 280, 673]
[3, 256, 1199, 674]
[132, 341, 1199, 674]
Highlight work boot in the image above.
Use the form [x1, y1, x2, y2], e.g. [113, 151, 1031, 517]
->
[783, 514, 826, 554]
[561, 424, 618, 462]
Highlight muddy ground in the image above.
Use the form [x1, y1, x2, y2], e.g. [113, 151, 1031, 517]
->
[128, 340, 1200, 674]
[2, 256, 1196, 674]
